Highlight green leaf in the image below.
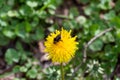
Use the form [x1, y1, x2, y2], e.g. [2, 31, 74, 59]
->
[25, 21, 32, 32]
[13, 78, 26, 80]
[104, 11, 116, 20]
[25, 62, 32, 69]
[115, 0, 120, 12]
[116, 29, 120, 39]
[0, 0, 4, 8]
[15, 41, 23, 51]
[21, 53, 27, 61]
[105, 32, 115, 42]
[84, 6, 93, 16]
[0, 34, 9, 46]
[26, 1, 38, 8]
[111, 17, 120, 28]
[69, 7, 79, 17]
[0, 19, 8, 26]
[20, 66, 28, 72]
[7, 10, 19, 17]
[31, 27, 44, 40]
[13, 65, 20, 73]
[37, 11, 49, 19]
[27, 68, 38, 79]
[89, 24, 99, 36]
[89, 39, 103, 52]
[15, 23, 26, 39]
[15, 22, 31, 41]
[98, 0, 112, 10]
[3, 30, 15, 39]
[5, 48, 20, 65]
[19, 5, 33, 17]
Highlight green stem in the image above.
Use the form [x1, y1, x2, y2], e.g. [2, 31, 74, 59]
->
[60, 63, 64, 80]
[54, 14, 72, 19]
[39, 0, 52, 12]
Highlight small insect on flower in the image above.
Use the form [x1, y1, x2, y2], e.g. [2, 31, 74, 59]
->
[53, 34, 61, 44]
[44, 28, 78, 63]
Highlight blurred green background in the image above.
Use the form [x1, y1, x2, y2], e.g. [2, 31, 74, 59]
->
[0, 0, 120, 80]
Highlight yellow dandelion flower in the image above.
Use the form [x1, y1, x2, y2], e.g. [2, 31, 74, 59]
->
[44, 28, 78, 63]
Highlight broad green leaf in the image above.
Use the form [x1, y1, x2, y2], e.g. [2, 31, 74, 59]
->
[5, 48, 20, 65]
[98, 0, 112, 10]
[20, 66, 28, 72]
[3, 30, 15, 39]
[0, 0, 4, 8]
[69, 7, 79, 17]
[116, 29, 120, 39]
[0, 19, 8, 26]
[111, 17, 120, 28]
[7, 10, 19, 17]
[115, 0, 120, 12]
[89, 39, 103, 52]
[26, 1, 38, 8]
[25, 21, 32, 32]
[27, 68, 38, 79]
[13, 65, 20, 73]
[104, 11, 116, 20]
[89, 24, 99, 36]
[0, 34, 9, 46]
[15, 23, 26, 39]
[31, 27, 44, 40]
[15, 41, 23, 51]
[19, 5, 33, 17]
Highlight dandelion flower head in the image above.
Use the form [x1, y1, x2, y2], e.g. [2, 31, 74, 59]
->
[44, 28, 78, 63]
